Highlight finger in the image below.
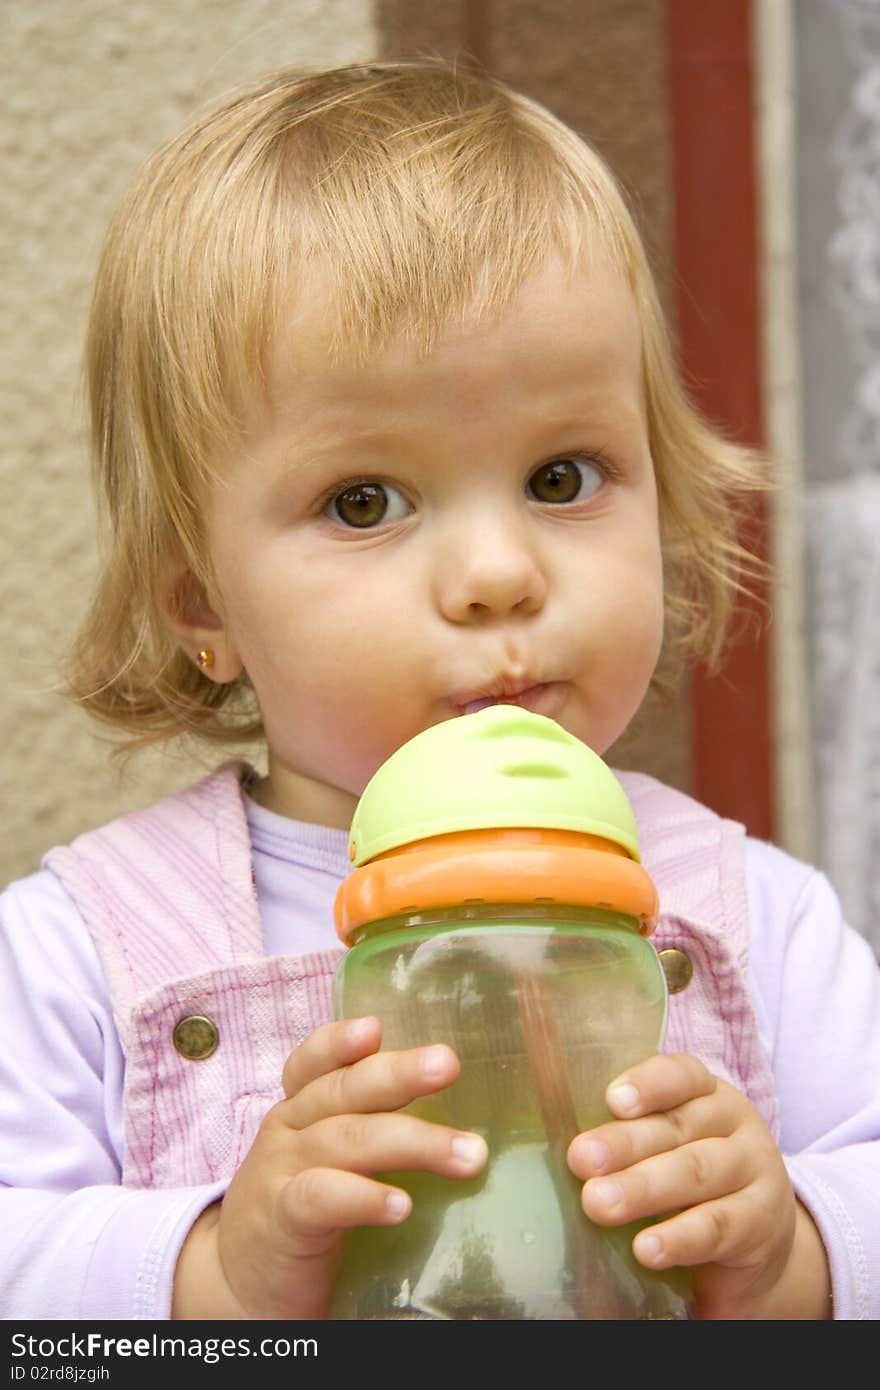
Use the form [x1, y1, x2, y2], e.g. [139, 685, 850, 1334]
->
[292, 1110, 488, 1184]
[276, 1167, 414, 1239]
[282, 1017, 382, 1098]
[568, 1086, 743, 1179]
[579, 1136, 749, 1228]
[282, 1042, 460, 1129]
[630, 1189, 769, 1272]
[604, 1053, 718, 1120]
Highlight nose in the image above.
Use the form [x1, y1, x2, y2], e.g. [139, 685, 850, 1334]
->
[433, 512, 548, 624]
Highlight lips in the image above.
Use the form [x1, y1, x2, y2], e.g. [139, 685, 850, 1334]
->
[453, 680, 560, 717]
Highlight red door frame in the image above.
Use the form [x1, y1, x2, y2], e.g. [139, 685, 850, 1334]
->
[665, 0, 774, 839]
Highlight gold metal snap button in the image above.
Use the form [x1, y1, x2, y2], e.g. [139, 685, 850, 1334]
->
[172, 1014, 219, 1061]
[659, 948, 693, 994]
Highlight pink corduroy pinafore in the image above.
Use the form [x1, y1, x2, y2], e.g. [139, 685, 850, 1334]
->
[46, 763, 779, 1189]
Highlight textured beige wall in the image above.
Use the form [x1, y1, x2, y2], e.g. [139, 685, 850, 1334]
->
[1, 1, 379, 885]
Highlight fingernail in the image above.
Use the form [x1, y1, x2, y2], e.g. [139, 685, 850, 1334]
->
[607, 1082, 641, 1116]
[346, 1017, 374, 1045]
[635, 1231, 664, 1266]
[421, 1045, 449, 1080]
[586, 1178, 624, 1211]
[578, 1138, 611, 1174]
[385, 1191, 411, 1222]
[451, 1133, 487, 1168]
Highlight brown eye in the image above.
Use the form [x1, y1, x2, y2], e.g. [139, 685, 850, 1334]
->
[328, 481, 410, 529]
[528, 458, 600, 504]
[332, 483, 388, 527]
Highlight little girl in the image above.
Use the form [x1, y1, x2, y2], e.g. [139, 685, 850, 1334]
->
[2, 59, 878, 1322]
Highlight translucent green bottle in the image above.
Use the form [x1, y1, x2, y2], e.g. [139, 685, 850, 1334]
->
[330, 706, 690, 1320]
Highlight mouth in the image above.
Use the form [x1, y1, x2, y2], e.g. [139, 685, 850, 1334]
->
[452, 680, 561, 717]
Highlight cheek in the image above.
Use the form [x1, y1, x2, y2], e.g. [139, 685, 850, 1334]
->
[569, 529, 664, 700]
[232, 564, 416, 729]
[577, 528, 663, 630]
[224, 554, 390, 663]
[622, 574, 665, 679]
[630, 564, 665, 648]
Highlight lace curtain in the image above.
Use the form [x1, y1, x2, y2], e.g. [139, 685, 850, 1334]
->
[802, 0, 880, 953]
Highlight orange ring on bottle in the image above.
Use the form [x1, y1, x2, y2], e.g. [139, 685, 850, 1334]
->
[335, 828, 659, 943]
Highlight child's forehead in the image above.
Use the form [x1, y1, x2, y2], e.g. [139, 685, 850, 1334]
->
[263, 250, 641, 397]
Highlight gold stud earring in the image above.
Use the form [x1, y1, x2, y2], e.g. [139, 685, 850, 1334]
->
[196, 649, 215, 671]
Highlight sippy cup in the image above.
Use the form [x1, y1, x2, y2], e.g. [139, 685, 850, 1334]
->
[329, 705, 690, 1320]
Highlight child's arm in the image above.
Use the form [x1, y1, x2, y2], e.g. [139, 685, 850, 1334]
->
[568, 855, 880, 1320]
[0, 874, 230, 1319]
[172, 1017, 487, 1320]
[0, 877, 482, 1321]
[568, 1053, 832, 1319]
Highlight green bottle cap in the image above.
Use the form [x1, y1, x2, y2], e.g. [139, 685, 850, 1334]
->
[348, 705, 641, 866]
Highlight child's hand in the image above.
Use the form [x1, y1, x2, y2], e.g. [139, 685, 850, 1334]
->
[567, 1054, 832, 1320]
[172, 1016, 487, 1320]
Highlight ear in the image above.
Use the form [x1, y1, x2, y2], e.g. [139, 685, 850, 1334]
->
[158, 554, 244, 683]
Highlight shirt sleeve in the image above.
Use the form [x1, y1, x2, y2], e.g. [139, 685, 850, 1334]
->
[5, 844, 879, 1318]
[0, 870, 225, 1319]
[746, 839, 880, 1319]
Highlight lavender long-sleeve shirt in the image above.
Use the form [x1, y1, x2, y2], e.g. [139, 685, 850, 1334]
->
[1, 797, 879, 1319]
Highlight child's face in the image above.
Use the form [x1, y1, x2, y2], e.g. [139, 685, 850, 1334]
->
[198, 254, 664, 825]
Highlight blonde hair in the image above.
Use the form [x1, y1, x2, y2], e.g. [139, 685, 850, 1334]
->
[67, 57, 770, 750]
